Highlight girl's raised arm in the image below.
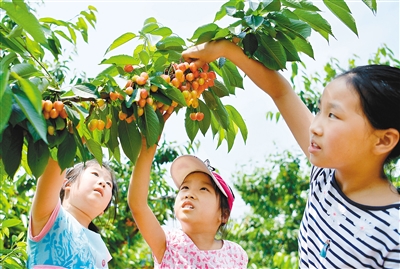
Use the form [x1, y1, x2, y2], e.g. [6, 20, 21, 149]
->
[128, 139, 166, 263]
[182, 40, 313, 157]
[30, 158, 66, 237]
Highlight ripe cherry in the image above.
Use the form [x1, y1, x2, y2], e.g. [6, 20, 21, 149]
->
[124, 64, 134, 73]
[196, 112, 204, 121]
[189, 113, 197, 121]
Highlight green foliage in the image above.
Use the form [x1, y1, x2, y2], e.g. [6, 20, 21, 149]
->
[190, 0, 377, 70]
[0, 0, 249, 181]
[227, 150, 309, 268]
[0, 166, 32, 268]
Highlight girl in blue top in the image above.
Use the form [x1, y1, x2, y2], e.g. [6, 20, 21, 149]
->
[27, 158, 118, 268]
[182, 40, 400, 268]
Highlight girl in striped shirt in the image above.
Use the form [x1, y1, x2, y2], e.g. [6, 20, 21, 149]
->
[182, 40, 400, 268]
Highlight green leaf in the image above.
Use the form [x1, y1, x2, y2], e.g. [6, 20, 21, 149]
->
[73, 130, 88, 163]
[213, 28, 231, 40]
[1, 1, 48, 45]
[244, 15, 264, 31]
[104, 32, 136, 55]
[214, 1, 238, 21]
[11, 63, 42, 80]
[143, 104, 160, 147]
[57, 133, 76, 171]
[189, 23, 220, 42]
[261, 0, 282, 12]
[142, 22, 159, 34]
[139, 50, 150, 66]
[152, 76, 187, 107]
[226, 105, 248, 143]
[273, 15, 311, 40]
[256, 34, 287, 70]
[150, 27, 173, 38]
[323, 0, 358, 36]
[362, 0, 377, 14]
[292, 36, 314, 59]
[0, 219, 21, 228]
[210, 79, 230, 98]
[0, 32, 26, 55]
[12, 86, 48, 143]
[197, 100, 211, 136]
[85, 139, 103, 165]
[26, 34, 45, 59]
[6, 24, 23, 39]
[67, 25, 77, 44]
[1, 125, 23, 178]
[39, 17, 67, 26]
[220, 60, 244, 91]
[225, 120, 237, 152]
[196, 31, 217, 45]
[209, 112, 219, 138]
[203, 90, 230, 130]
[118, 120, 141, 164]
[100, 54, 138, 65]
[184, 109, 199, 142]
[71, 84, 98, 99]
[243, 33, 258, 57]
[275, 32, 300, 61]
[156, 36, 186, 52]
[281, 0, 320, 11]
[27, 139, 49, 178]
[293, 9, 333, 41]
[143, 17, 157, 25]
[92, 66, 120, 85]
[249, 0, 261, 10]
[0, 87, 12, 133]
[153, 55, 168, 73]
[0, 52, 16, 100]
[106, 108, 120, 153]
[80, 10, 96, 28]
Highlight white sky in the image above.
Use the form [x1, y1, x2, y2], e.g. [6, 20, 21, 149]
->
[36, 0, 399, 218]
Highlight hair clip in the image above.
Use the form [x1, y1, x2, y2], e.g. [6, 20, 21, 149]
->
[320, 239, 331, 258]
[204, 159, 215, 172]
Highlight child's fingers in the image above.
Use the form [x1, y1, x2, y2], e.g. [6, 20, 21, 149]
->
[182, 46, 206, 68]
[162, 109, 172, 122]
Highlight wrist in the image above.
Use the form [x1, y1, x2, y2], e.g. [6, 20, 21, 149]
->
[217, 39, 243, 60]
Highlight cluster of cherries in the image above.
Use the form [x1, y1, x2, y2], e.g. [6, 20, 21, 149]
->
[41, 100, 69, 135]
[120, 61, 216, 122]
[44, 61, 218, 136]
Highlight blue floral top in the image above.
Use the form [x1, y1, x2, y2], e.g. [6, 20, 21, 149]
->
[27, 200, 111, 268]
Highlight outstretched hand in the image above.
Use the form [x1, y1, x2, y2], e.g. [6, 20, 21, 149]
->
[182, 39, 237, 68]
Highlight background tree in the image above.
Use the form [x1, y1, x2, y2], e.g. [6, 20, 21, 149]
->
[227, 45, 400, 269]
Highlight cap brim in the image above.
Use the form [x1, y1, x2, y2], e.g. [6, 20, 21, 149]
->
[170, 155, 228, 197]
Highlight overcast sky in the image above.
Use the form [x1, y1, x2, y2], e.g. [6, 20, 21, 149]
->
[36, 0, 399, 218]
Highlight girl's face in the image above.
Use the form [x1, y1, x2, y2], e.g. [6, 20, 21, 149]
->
[174, 172, 222, 231]
[308, 77, 377, 170]
[66, 163, 114, 219]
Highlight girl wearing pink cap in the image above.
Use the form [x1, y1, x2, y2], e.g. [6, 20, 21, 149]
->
[128, 140, 248, 268]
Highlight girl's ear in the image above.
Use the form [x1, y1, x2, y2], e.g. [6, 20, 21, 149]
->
[373, 128, 399, 155]
[62, 179, 71, 190]
[221, 208, 230, 224]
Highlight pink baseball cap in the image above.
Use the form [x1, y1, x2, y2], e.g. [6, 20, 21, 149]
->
[170, 155, 235, 211]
